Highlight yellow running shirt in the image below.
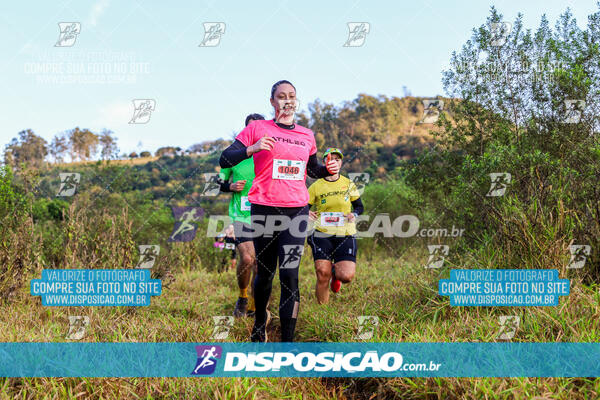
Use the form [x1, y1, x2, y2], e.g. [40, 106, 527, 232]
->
[308, 175, 361, 236]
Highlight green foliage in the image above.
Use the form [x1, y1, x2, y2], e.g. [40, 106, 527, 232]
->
[0, 166, 27, 220]
[0, 166, 41, 302]
[405, 5, 600, 276]
[67, 127, 100, 161]
[3, 129, 48, 169]
[298, 94, 437, 176]
[31, 198, 69, 222]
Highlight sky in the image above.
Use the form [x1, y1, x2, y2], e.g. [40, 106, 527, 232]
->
[1, 0, 598, 156]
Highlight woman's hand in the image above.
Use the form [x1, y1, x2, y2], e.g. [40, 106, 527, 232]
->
[247, 136, 275, 155]
[345, 212, 356, 223]
[230, 180, 246, 192]
[309, 210, 318, 221]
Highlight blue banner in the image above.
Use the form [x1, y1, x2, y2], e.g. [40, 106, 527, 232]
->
[439, 269, 569, 306]
[0, 343, 599, 377]
[30, 269, 162, 306]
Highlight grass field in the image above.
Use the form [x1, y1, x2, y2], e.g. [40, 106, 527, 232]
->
[2, 245, 600, 399]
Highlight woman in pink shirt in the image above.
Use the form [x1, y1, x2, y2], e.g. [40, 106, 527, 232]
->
[220, 80, 339, 342]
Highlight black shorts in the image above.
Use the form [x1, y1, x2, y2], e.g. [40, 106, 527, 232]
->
[232, 221, 253, 246]
[308, 231, 357, 263]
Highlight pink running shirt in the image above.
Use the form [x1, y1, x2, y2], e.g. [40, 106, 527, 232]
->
[235, 119, 317, 207]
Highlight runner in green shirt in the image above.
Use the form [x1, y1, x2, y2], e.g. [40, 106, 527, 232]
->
[218, 113, 263, 317]
[219, 158, 253, 226]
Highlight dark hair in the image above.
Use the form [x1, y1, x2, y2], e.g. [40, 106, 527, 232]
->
[270, 80, 296, 99]
[245, 113, 265, 127]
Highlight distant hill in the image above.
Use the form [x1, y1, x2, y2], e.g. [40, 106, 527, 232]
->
[298, 94, 446, 174]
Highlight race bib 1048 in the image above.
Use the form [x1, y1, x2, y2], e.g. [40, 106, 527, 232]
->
[272, 159, 305, 180]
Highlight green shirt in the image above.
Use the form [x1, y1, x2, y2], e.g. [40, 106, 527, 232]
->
[219, 157, 254, 225]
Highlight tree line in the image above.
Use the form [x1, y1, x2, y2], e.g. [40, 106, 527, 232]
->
[2, 127, 232, 169]
[2, 93, 441, 173]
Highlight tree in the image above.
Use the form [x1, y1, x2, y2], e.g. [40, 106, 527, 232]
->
[49, 133, 68, 164]
[129, 152, 139, 158]
[440, 7, 599, 154]
[3, 129, 48, 169]
[405, 5, 600, 273]
[99, 129, 119, 160]
[140, 151, 151, 157]
[188, 140, 231, 154]
[188, 143, 207, 154]
[155, 146, 177, 157]
[297, 94, 436, 172]
[67, 127, 99, 161]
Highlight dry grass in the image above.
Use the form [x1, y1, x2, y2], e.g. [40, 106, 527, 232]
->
[1, 250, 600, 399]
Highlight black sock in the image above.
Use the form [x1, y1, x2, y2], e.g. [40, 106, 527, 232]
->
[251, 317, 267, 342]
[280, 317, 297, 342]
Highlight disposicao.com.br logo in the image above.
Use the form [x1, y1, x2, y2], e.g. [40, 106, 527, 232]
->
[225, 351, 404, 373]
[192, 349, 441, 375]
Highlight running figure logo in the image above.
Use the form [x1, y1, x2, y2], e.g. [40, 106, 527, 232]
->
[168, 207, 204, 242]
[55, 22, 81, 47]
[497, 315, 520, 340]
[211, 316, 234, 340]
[486, 172, 511, 197]
[425, 245, 449, 269]
[275, 99, 300, 123]
[354, 316, 379, 340]
[57, 173, 80, 197]
[191, 345, 222, 375]
[419, 100, 444, 124]
[344, 22, 370, 47]
[280, 245, 304, 270]
[136, 245, 160, 269]
[199, 22, 225, 47]
[490, 22, 512, 47]
[563, 100, 585, 124]
[129, 99, 156, 124]
[566, 244, 591, 269]
[348, 173, 370, 196]
[201, 173, 221, 196]
[65, 316, 89, 340]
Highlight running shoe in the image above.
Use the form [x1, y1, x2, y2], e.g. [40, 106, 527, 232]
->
[233, 297, 248, 318]
[330, 267, 342, 293]
[250, 310, 271, 342]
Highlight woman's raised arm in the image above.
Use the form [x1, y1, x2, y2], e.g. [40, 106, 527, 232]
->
[219, 140, 251, 168]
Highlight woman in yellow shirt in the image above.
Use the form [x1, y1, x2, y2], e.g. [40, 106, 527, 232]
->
[307, 148, 364, 304]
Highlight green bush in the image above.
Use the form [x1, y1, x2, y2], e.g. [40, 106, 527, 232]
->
[32, 198, 69, 222]
[0, 166, 26, 220]
[402, 6, 600, 276]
